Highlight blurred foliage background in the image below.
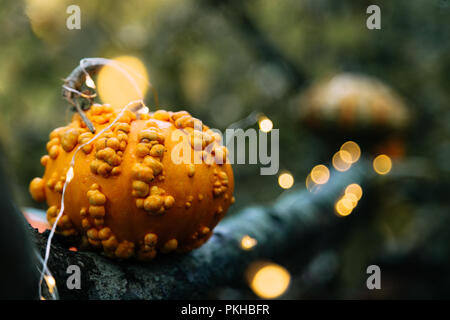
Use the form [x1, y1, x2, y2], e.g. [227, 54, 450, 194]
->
[0, 0, 449, 298]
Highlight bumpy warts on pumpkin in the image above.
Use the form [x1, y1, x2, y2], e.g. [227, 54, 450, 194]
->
[29, 105, 234, 260]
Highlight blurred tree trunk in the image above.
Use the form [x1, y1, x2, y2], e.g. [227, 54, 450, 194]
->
[0, 155, 39, 299]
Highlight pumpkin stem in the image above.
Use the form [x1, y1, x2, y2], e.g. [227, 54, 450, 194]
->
[74, 99, 95, 133]
[62, 58, 159, 133]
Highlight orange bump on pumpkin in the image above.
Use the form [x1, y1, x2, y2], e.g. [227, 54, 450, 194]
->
[29, 177, 46, 202]
[29, 106, 234, 260]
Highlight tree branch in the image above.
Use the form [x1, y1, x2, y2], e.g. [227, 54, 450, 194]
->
[30, 163, 368, 299]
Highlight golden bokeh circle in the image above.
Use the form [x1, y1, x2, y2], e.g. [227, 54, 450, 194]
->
[310, 165, 330, 185]
[345, 183, 363, 200]
[332, 150, 352, 172]
[340, 141, 361, 163]
[248, 263, 291, 299]
[259, 117, 273, 133]
[278, 172, 294, 189]
[97, 56, 149, 110]
[373, 154, 392, 175]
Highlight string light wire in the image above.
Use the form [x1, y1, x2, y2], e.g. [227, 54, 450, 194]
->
[38, 99, 144, 298]
[39, 58, 149, 299]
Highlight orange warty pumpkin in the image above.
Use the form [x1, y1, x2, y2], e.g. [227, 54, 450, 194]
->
[29, 105, 234, 260]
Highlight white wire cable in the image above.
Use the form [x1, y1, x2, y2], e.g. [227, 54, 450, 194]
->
[38, 99, 144, 299]
[38, 56, 152, 298]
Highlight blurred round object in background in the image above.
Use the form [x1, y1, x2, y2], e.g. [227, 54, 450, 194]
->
[25, 0, 67, 42]
[299, 73, 411, 133]
[97, 56, 150, 110]
[278, 171, 294, 189]
[246, 261, 291, 299]
[298, 73, 412, 158]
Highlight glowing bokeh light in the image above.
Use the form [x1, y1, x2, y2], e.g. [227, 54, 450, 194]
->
[310, 165, 330, 185]
[25, 0, 65, 41]
[341, 197, 355, 210]
[345, 183, 363, 200]
[335, 199, 353, 217]
[340, 141, 361, 163]
[335, 184, 363, 217]
[97, 56, 149, 110]
[249, 263, 291, 299]
[241, 235, 258, 250]
[343, 193, 358, 208]
[278, 172, 294, 189]
[259, 117, 273, 133]
[332, 150, 352, 172]
[373, 154, 392, 175]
